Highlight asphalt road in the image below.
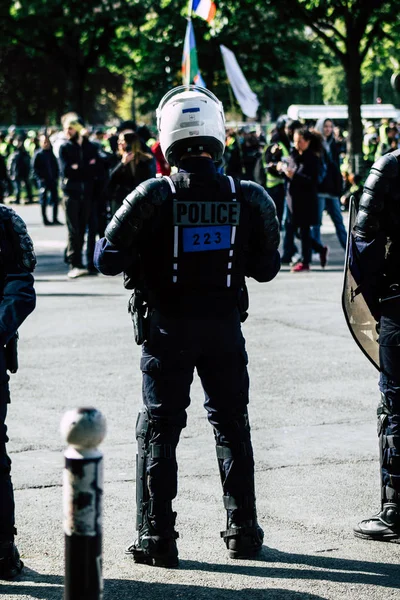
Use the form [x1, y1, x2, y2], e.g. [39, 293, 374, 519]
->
[1, 202, 399, 599]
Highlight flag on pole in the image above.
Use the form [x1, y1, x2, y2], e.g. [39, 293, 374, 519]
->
[220, 45, 259, 118]
[192, 0, 216, 24]
[182, 20, 206, 88]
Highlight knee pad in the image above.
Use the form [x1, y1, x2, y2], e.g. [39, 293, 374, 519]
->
[135, 407, 182, 531]
[377, 393, 400, 500]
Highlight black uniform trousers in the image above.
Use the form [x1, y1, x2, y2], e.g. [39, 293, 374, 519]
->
[379, 297, 400, 498]
[0, 347, 14, 541]
[140, 308, 255, 508]
[63, 191, 92, 268]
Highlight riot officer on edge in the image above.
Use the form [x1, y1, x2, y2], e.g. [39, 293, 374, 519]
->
[94, 86, 280, 566]
[0, 206, 36, 579]
[348, 148, 400, 540]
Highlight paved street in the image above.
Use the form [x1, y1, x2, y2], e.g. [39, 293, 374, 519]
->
[1, 202, 399, 599]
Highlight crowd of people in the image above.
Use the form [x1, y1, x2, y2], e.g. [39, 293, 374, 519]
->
[225, 116, 366, 272]
[0, 116, 166, 278]
[0, 113, 398, 276]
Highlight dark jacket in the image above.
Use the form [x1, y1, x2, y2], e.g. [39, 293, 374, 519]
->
[58, 138, 99, 194]
[314, 118, 342, 197]
[33, 148, 59, 185]
[107, 157, 155, 213]
[8, 148, 31, 180]
[286, 147, 319, 228]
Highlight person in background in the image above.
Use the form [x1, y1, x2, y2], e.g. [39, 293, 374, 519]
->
[7, 139, 33, 205]
[106, 130, 154, 217]
[0, 155, 11, 204]
[264, 115, 291, 227]
[151, 139, 171, 177]
[241, 127, 264, 185]
[280, 119, 302, 264]
[32, 135, 61, 226]
[0, 133, 11, 159]
[340, 173, 362, 212]
[224, 129, 242, 180]
[58, 115, 99, 278]
[312, 118, 347, 252]
[278, 127, 328, 272]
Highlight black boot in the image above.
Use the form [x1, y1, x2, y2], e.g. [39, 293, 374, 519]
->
[0, 540, 24, 580]
[41, 204, 51, 226]
[221, 507, 264, 559]
[52, 203, 63, 225]
[125, 511, 179, 567]
[353, 502, 400, 541]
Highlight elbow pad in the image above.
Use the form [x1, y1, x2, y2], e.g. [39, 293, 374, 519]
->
[105, 178, 170, 249]
[240, 180, 280, 251]
[0, 206, 36, 272]
[354, 151, 400, 240]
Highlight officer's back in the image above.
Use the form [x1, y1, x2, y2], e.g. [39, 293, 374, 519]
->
[94, 85, 281, 568]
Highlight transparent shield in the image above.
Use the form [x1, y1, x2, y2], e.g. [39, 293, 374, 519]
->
[342, 196, 380, 371]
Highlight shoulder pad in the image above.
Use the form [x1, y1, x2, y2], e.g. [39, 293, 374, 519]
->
[0, 206, 36, 272]
[105, 177, 171, 248]
[358, 151, 400, 213]
[370, 150, 400, 180]
[240, 180, 276, 212]
[240, 180, 280, 250]
[125, 177, 170, 208]
[353, 151, 400, 240]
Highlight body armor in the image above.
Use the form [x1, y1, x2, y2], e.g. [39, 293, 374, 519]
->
[105, 171, 279, 316]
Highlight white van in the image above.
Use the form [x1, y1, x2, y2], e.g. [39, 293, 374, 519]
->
[287, 104, 400, 121]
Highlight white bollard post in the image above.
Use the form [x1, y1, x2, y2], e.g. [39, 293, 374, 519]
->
[61, 407, 106, 600]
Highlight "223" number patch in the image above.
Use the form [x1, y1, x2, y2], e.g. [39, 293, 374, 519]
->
[182, 226, 231, 252]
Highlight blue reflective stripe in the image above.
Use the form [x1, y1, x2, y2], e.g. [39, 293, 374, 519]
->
[182, 107, 200, 113]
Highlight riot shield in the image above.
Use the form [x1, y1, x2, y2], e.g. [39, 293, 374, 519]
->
[342, 196, 380, 371]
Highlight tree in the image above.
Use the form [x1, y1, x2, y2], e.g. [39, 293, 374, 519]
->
[0, 0, 148, 120]
[118, 0, 323, 120]
[274, 0, 399, 166]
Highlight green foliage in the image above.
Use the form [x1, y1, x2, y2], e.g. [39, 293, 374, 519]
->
[0, 0, 149, 122]
[319, 64, 346, 105]
[1, 0, 400, 132]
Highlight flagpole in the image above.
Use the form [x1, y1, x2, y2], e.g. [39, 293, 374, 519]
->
[185, 0, 192, 88]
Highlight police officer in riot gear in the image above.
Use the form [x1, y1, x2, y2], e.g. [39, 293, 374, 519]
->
[347, 148, 400, 540]
[95, 86, 280, 566]
[0, 206, 36, 579]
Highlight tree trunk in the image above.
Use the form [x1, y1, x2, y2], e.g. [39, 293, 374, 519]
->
[345, 42, 364, 175]
[64, 63, 87, 119]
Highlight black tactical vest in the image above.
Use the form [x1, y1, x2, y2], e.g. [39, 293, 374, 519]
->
[140, 171, 249, 317]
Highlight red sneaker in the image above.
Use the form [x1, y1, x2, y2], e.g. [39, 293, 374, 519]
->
[291, 262, 310, 273]
[319, 246, 329, 268]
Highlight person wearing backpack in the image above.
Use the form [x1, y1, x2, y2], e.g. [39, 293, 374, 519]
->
[312, 118, 347, 250]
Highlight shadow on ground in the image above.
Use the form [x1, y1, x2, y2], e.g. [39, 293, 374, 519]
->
[2, 547, 399, 599]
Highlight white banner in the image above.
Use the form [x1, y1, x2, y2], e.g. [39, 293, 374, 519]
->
[220, 45, 259, 118]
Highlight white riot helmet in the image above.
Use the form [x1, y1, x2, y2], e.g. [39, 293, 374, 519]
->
[156, 85, 225, 167]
